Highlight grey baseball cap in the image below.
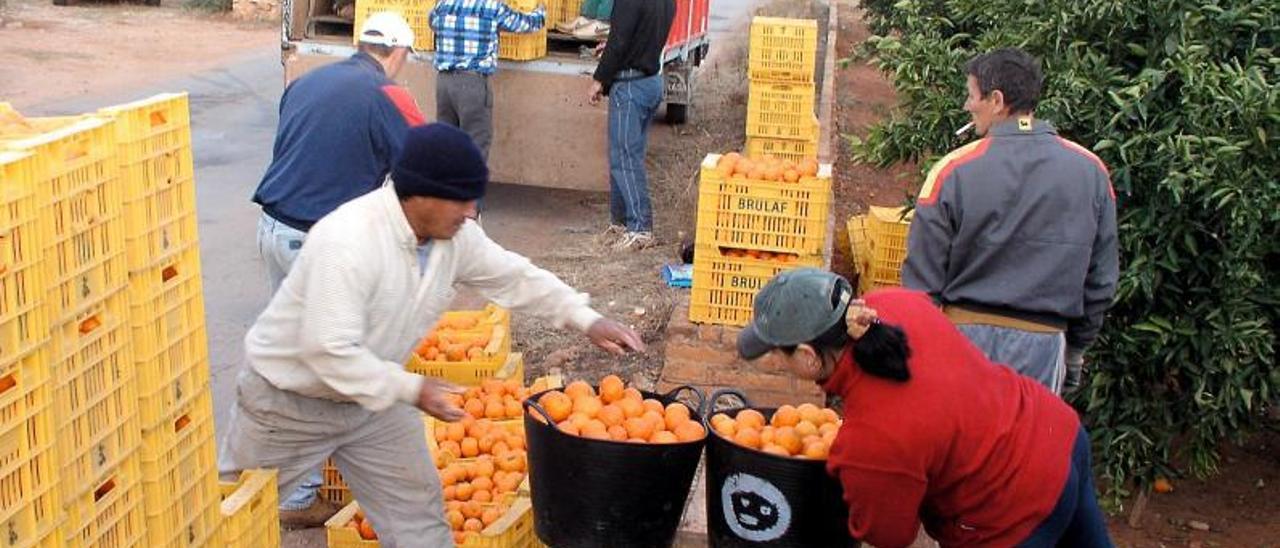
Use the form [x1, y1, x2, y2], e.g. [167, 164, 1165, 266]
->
[737, 268, 854, 360]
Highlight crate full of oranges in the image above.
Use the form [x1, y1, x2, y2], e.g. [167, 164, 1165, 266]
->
[407, 304, 512, 385]
[695, 152, 832, 257]
[325, 497, 541, 548]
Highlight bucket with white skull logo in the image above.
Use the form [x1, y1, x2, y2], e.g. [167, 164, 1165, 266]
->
[705, 390, 856, 547]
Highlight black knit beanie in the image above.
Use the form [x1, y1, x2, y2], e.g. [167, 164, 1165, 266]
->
[392, 123, 488, 201]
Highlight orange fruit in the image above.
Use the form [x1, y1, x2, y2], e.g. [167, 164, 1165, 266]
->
[358, 520, 377, 540]
[468, 419, 493, 439]
[464, 518, 483, 532]
[443, 485, 457, 500]
[819, 422, 839, 436]
[538, 391, 573, 422]
[464, 399, 485, 419]
[564, 381, 595, 400]
[461, 500, 483, 519]
[506, 434, 526, 451]
[761, 444, 791, 457]
[481, 508, 502, 526]
[581, 420, 609, 440]
[759, 426, 776, 447]
[783, 169, 800, 183]
[794, 420, 819, 439]
[558, 421, 581, 436]
[454, 532, 470, 545]
[622, 388, 644, 402]
[1153, 478, 1174, 494]
[733, 428, 762, 450]
[641, 410, 666, 433]
[502, 379, 521, 396]
[454, 482, 475, 501]
[650, 431, 680, 444]
[772, 405, 801, 428]
[737, 409, 766, 431]
[573, 396, 603, 419]
[802, 440, 829, 459]
[821, 408, 840, 424]
[624, 416, 655, 440]
[439, 440, 462, 459]
[434, 424, 449, 443]
[608, 425, 629, 441]
[597, 404, 625, 427]
[504, 399, 522, 418]
[472, 476, 494, 492]
[618, 398, 645, 419]
[674, 421, 706, 442]
[599, 375, 625, 403]
[775, 426, 803, 455]
[664, 403, 691, 427]
[472, 489, 493, 503]
[711, 416, 736, 438]
[477, 434, 497, 454]
[496, 452, 524, 473]
[446, 423, 467, 443]
[797, 404, 824, 425]
[496, 473, 522, 492]
[447, 509, 465, 530]
[473, 458, 496, 479]
[642, 399, 665, 415]
[491, 440, 511, 456]
[485, 399, 505, 419]
[461, 438, 480, 458]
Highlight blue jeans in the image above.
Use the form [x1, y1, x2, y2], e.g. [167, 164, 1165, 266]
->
[608, 75, 662, 232]
[1019, 426, 1113, 547]
[256, 212, 324, 510]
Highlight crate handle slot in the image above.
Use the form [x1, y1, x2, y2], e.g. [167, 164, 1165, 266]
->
[162, 264, 179, 283]
[149, 111, 168, 128]
[93, 478, 117, 502]
[78, 314, 102, 335]
[0, 373, 16, 396]
[175, 413, 192, 433]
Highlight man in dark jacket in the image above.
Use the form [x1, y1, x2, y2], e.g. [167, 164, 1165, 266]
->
[588, 0, 675, 250]
[902, 48, 1119, 394]
[245, 11, 426, 526]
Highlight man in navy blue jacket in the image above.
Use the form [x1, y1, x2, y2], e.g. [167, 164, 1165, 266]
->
[244, 11, 426, 527]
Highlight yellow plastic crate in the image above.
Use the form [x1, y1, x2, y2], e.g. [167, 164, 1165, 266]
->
[0, 265, 48, 367]
[45, 218, 129, 325]
[326, 498, 542, 548]
[845, 214, 874, 293]
[864, 206, 912, 289]
[51, 297, 141, 503]
[97, 93, 195, 201]
[744, 136, 818, 164]
[140, 390, 221, 547]
[0, 348, 60, 548]
[694, 154, 832, 256]
[135, 330, 208, 432]
[128, 246, 209, 429]
[498, 28, 547, 61]
[545, 0, 578, 30]
[407, 349, 522, 388]
[123, 187, 198, 272]
[220, 469, 280, 548]
[0, 117, 123, 242]
[746, 81, 818, 141]
[63, 452, 147, 548]
[353, 0, 436, 52]
[748, 17, 818, 83]
[688, 245, 824, 326]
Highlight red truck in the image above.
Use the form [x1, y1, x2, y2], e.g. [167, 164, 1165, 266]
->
[280, 0, 710, 191]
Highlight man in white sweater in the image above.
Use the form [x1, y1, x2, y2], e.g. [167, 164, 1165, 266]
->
[219, 123, 643, 546]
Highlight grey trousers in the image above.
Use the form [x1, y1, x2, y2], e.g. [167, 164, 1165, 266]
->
[958, 324, 1067, 394]
[436, 70, 494, 160]
[218, 369, 450, 547]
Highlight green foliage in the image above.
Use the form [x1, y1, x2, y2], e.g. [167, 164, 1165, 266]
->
[185, 0, 233, 12]
[854, 0, 1279, 506]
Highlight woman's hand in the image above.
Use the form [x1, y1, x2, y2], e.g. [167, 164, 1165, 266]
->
[845, 300, 878, 340]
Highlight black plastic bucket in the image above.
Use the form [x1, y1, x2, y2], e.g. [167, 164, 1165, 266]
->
[703, 390, 856, 547]
[523, 385, 707, 548]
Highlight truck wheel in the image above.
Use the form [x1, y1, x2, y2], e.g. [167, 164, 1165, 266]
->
[665, 103, 688, 125]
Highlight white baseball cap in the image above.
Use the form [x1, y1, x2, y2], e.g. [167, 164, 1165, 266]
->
[359, 12, 416, 50]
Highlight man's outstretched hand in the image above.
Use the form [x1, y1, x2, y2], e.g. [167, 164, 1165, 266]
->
[417, 377, 466, 422]
[586, 318, 645, 355]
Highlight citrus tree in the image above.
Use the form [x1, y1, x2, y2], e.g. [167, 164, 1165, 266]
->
[851, 0, 1279, 505]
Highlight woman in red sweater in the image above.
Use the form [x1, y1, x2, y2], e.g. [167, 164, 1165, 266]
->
[736, 269, 1112, 547]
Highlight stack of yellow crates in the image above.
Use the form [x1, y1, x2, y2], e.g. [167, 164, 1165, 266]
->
[2, 114, 148, 547]
[97, 94, 222, 547]
[0, 151, 64, 547]
[689, 17, 828, 327]
[847, 206, 913, 294]
[499, 0, 548, 61]
[352, 0, 437, 52]
[744, 17, 819, 163]
[220, 469, 281, 548]
[1, 93, 229, 547]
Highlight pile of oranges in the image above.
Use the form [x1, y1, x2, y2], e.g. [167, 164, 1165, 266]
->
[719, 246, 800, 264]
[711, 403, 841, 459]
[414, 313, 502, 362]
[442, 379, 530, 423]
[344, 508, 378, 541]
[439, 453, 524, 545]
[533, 376, 707, 444]
[714, 152, 820, 183]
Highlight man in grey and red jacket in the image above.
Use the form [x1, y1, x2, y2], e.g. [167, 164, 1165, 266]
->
[902, 48, 1119, 394]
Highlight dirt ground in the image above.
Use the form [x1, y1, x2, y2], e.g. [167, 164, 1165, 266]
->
[6, 0, 1275, 545]
[0, 0, 277, 109]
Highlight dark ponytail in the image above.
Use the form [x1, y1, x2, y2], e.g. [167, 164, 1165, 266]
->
[853, 322, 911, 382]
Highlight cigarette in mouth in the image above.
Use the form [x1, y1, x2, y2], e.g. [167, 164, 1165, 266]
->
[954, 122, 975, 136]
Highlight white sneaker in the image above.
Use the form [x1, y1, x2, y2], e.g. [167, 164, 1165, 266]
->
[555, 16, 591, 33]
[613, 231, 654, 251]
[573, 20, 611, 39]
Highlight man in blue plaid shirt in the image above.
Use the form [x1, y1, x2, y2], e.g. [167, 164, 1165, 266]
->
[431, 0, 545, 161]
